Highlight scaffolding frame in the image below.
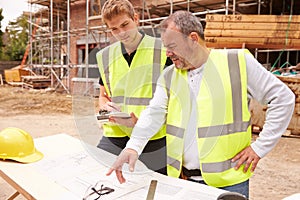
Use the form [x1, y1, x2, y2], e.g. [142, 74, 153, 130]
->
[25, 0, 300, 93]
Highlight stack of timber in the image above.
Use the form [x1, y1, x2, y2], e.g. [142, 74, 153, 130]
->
[21, 75, 51, 89]
[277, 75, 300, 136]
[250, 73, 300, 137]
[205, 15, 300, 49]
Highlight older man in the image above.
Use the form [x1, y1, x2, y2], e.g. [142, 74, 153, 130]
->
[106, 11, 295, 199]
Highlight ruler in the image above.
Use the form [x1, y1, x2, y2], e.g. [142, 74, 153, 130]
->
[146, 180, 157, 200]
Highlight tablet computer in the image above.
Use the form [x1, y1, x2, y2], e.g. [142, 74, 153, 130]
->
[96, 111, 131, 120]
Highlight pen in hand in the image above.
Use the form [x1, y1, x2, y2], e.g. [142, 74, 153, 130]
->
[105, 101, 121, 112]
[99, 92, 120, 112]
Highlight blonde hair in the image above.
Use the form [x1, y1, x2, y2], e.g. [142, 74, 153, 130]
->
[101, 0, 135, 24]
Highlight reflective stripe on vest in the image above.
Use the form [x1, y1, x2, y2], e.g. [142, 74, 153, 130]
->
[198, 121, 250, 138]
[167, 156, 181, 171]
[97, 35, 167, 139]
[202, 159, 239, 173]
[164, 49, 252, 187]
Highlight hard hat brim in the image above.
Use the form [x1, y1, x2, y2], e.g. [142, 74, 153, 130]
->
[10, 148, 44, 163]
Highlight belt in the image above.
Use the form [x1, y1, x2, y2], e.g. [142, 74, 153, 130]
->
[182, 166, 202, 177]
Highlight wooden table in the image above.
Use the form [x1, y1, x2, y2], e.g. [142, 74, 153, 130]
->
[0, 134, 226, 200]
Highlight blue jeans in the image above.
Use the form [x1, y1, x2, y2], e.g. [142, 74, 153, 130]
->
[188, 179, 249, 199]
[220, 180, 249, 199]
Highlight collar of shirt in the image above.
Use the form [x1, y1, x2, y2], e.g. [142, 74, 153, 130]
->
[121, 32, 145, 67]
[188, 64, 205, 97]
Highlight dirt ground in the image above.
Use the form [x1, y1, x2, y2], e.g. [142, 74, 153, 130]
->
[0, 85, 299, 200]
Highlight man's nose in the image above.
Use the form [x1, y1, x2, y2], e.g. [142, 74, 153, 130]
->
[118, 28, 127, 36]
[166, 49, 174, 57]
[118, 31, 125, 36]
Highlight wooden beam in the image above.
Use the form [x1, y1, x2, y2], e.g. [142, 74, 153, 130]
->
[205, 22, 300, 31]
[205, 30, 300, 39]
[0, 170, 36, 200]
[206, 42, 300, 49]
[205, 36, 300, 49]
[206, 14, 300, 23]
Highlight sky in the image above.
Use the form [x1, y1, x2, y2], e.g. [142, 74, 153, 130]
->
[0, 0, 31, 32]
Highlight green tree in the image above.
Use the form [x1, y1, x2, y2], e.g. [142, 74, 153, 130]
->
[3, 14, 29, 61]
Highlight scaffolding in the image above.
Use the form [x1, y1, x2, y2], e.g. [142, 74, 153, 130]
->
[25, 0, 300, 93]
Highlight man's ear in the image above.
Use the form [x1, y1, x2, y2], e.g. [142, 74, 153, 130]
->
[189, 32, 200, 42]
[133, 13, 139, 25]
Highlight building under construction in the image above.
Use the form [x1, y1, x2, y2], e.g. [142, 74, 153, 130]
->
[22, 0, 300, 94]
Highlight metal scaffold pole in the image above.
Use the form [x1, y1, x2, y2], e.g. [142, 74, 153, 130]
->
[67, 0, 70, 90]
[50, 0, 54, 88]
[225, 0, 229, 15]
[86, 0, 89, 92]
[30, 3, 33, 67]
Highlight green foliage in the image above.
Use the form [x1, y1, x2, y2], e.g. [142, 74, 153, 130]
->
[0, 8, 3, 26]
[1, 14, 29, 61]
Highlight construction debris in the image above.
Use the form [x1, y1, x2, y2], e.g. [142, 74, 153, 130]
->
[4, 67, 30, 82]
[21, 75, 51, 89]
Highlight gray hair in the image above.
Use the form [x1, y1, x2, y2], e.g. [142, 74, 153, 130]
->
[160, 10, 204, 40]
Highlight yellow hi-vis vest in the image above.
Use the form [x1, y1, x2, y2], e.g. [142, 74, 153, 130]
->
[163, 49, 253, 187]
[96, 35, 167, 139]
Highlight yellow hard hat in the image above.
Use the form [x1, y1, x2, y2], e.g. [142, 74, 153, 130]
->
[0, 127, 43, 163]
